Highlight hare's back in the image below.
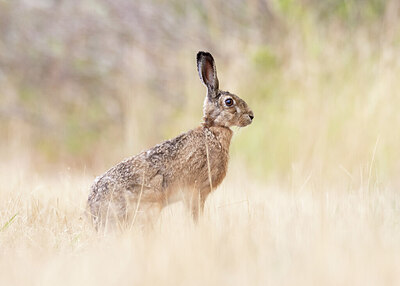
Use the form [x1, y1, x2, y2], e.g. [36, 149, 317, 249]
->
[88, 155, 161, 203]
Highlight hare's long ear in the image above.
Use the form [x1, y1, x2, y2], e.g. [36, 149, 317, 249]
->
[197, 51, 219, 99]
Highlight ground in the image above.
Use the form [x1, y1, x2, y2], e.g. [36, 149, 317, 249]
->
[1, 163, 399, 286]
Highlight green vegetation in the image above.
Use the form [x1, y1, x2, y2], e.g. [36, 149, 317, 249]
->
[1, 0, 400, 184]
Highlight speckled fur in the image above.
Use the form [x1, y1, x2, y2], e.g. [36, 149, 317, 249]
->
[87, 52, 254, 229]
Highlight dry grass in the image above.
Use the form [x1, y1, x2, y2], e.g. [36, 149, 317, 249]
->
[2, 2, 400, 285]
[1, 162, 400, 286]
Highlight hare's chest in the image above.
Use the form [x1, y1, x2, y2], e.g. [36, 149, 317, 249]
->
[202, 127, 232, 188]
[206, 145, 229, 188]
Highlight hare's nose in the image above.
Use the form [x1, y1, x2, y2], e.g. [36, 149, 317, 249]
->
[249, 112, 254, 121]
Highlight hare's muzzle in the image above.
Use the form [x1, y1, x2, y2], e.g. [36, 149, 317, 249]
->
[238, 112, 254, 127]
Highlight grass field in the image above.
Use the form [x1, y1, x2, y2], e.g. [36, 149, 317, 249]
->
[1, 161, 400, 286]
[2, 1, 400, 285]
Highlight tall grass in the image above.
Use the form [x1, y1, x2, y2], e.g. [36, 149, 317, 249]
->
[1, 163, 400, 285]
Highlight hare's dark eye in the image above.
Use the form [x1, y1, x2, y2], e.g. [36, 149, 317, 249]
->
[225, 98, 233, 107]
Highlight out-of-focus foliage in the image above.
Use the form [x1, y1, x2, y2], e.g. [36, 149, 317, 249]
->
[0, 0, 276, 162]
[1, 0, 400, 184]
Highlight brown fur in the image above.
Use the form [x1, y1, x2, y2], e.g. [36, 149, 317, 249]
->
[87, 51, 253, 229]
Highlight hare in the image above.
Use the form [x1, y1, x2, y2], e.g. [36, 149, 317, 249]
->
[87, 51, 254, 229]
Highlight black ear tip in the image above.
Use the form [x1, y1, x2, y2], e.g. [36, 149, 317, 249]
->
[197, 51, 214, 62]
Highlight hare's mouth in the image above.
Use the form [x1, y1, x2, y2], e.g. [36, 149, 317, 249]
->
[238, 114, 253, 127]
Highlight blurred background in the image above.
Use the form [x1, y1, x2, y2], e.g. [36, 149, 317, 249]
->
[1, 0, 400, 187]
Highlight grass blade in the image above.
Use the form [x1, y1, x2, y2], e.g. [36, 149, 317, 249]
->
[0, 213, 18, 232]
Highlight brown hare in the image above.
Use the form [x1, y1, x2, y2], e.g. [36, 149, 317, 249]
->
[87, 51, 254, 229]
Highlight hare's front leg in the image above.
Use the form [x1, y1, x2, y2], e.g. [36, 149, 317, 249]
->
[184, 187, 211, 222]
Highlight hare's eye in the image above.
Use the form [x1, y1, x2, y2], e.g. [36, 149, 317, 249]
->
[225, 98, 233, 107]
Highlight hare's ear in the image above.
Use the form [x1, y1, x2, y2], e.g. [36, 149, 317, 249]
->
[197, 51, 219, 98]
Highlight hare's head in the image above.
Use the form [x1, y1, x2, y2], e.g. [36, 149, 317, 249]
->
[197, 51, 254, 128]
